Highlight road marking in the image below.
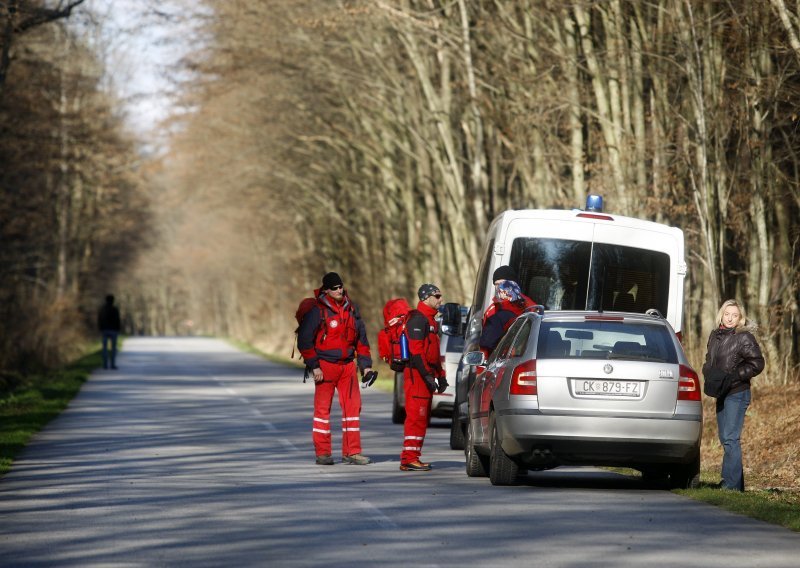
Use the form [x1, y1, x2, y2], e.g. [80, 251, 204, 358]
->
[212, 376, 298, 452]
[356, 499, 399, 530]
[262, 422, 298, 451]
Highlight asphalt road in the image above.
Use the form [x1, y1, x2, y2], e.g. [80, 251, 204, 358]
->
[1, 337, 798, 567]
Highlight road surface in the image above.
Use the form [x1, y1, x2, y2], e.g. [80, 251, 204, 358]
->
[1, 337, 798, 566]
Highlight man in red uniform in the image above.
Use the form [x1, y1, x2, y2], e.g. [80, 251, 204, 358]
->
[298, 272, 373, 466]
[399, 283, 448, 471]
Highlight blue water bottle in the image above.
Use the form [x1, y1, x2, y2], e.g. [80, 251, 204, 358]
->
[399, 331, 410, 362]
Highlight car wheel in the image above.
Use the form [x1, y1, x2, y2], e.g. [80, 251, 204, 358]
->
[640, 468, 668, 489]
[667, 455, 701, 489]
[465, 420, 488, 478]
[489, 411, 518, 486]
[449, 397, 466, 450]
[391, 372, 406, 424]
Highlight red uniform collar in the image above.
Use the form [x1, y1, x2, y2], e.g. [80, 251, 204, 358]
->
[416, 300, 439, 321]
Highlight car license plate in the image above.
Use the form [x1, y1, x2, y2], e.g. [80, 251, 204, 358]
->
[572, 379, 642, 398]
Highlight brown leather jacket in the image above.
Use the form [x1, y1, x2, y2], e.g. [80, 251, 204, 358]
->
[702, 326, 765, 395]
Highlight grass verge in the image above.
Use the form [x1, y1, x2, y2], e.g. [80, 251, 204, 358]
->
[0, 348, 101, 477]
[610, 468, 800, 532]
[676, 483, 800, 532]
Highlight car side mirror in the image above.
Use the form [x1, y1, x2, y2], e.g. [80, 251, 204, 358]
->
[440, 302, 464, 336]
[463, 351, 486, 367]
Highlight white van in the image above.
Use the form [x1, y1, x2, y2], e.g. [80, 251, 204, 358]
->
[447, 197, 687, 449]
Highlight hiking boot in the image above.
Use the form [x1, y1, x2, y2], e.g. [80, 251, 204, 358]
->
[315, 454, 334, 466]
[342, 454, 372, 465]
[399, 460, 432, 471]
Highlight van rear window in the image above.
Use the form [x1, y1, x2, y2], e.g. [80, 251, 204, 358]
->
[509, 238, 670, 315]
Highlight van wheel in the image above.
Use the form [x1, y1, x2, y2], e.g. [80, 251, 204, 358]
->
[449, 398, 465, 450]
[489, 412, 518, 486]
[391, 372, 406, 424]
[465, 420, 488, 477]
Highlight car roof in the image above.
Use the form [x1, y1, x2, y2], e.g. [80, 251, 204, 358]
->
[525, 310, 671, 325]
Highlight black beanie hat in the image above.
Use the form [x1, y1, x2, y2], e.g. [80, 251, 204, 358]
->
[492, 265, 517, 283]
[417, 283, 441, 301]
[322, 272, 344, 290]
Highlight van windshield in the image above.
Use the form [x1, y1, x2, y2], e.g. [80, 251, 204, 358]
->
[509, 238, 670, 315]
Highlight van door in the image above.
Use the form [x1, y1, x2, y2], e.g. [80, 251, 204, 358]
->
[591, 223, 681, 324]
[505, 218, 595, 310]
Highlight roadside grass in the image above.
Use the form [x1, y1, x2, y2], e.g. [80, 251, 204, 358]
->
[0, 347, 101, 477]
[675, 480, 800, 532]
[610, 467, 800, 533]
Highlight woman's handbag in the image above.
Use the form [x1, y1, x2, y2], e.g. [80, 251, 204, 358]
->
[703, 367, 732, 398]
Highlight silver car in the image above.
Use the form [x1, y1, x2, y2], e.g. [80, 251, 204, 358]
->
[464, 309, 702, 487]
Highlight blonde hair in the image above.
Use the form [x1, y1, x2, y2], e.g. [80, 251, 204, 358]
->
[715, 299, 747, 330]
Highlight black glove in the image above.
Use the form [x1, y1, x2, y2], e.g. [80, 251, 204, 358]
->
[361, 370, 378, 388]
[436, 377, 449, 394]
[423, 375, 437, 393]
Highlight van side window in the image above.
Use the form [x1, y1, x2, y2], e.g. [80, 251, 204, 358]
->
[470, 237, 495, 315]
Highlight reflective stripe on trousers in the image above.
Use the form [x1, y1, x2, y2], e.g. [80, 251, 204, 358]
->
[313, 360, 362, 457]
[400, 369, 432, 465]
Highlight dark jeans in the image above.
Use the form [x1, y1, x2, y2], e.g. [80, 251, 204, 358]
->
[716, 388, 751, 491]
[101, 331, 119, 369]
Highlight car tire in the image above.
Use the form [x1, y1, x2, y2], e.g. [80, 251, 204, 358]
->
[667, 455, 701, 489]
[489, 411, 518, 486]
[465, 419, 488, 478]
[391, 372, 406, 425]
[449, 397, 466, 450]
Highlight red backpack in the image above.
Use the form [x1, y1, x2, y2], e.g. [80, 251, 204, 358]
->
[377, 298, 412, 371]
[291, 297, 320, 359]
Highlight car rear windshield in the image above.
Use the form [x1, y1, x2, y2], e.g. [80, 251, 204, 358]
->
[537, 320, 678, 363]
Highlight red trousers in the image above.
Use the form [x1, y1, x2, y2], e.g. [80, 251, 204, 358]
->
[313, 360, 362, 457]
[400, 368, 432, 464]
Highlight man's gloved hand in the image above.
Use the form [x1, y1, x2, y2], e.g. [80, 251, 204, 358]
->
[423, 375, 438, 393]
[361, 370, 378, 388]
[436, 377, 449, 394]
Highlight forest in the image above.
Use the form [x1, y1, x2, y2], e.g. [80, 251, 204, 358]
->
[1, 0, 799, 384]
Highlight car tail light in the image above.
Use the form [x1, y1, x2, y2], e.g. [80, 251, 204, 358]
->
[675, 331, 683, 344]
[678, 364, 701, 401]
[510, 360, 537, 395]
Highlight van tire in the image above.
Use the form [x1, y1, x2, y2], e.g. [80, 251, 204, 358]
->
[449, 397, 465, 450]
[391, 372, 406, 424]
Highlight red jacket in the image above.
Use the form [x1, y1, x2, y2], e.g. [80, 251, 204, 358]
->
[406, 301, 444, 379]
[297, 288, 372, 370]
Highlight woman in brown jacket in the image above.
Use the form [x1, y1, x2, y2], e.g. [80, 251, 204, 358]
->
[702, 299, 765, 491]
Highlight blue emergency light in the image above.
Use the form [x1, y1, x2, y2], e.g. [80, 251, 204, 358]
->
[586, 194, 603, 212]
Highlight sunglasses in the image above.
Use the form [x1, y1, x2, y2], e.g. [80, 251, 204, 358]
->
[330, 285, 343, 291]
[432, 293, 442, 299]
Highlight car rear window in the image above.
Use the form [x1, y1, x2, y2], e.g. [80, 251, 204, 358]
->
[537, 320, 678, 363]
